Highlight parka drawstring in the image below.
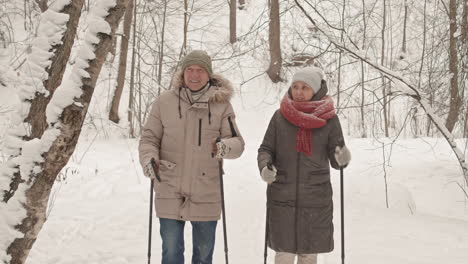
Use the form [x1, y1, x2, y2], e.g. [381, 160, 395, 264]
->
[208, 102, 212, 125]
[178, 88, 182, 119]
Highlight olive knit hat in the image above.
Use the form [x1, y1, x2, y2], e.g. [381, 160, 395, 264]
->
[180, 50, 213, 76]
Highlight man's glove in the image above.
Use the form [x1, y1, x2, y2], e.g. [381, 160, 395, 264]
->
[212, 139, 231, 159]
[261, 164, 277, 184]
[335, 145, 351, 167]
[144, 159, 159, 179]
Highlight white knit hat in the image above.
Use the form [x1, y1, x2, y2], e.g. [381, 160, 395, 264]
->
[291, 67, 324, 94]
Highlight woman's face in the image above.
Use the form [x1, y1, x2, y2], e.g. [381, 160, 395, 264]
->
[291, 81, 314, 101]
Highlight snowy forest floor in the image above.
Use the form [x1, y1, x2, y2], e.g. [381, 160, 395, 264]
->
[26, 132, 468, 264]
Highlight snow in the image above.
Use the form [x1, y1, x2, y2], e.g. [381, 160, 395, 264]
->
[24, 135, 468, 264]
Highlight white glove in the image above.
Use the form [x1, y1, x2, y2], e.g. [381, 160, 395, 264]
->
[335, 145, 351, 167]
[143, 159, 158, 179]
[261, 164, 277, 184]
[214, 139, 231, 159]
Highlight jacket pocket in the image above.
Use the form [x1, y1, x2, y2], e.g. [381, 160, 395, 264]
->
[192, 165, 220, 203]
[155, 159, 178, 198]
[300, 181, 332, 207]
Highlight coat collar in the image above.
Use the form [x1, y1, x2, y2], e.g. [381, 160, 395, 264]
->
[171, 71, 234, 104]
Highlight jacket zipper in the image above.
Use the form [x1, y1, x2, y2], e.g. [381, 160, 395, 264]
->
[198, 118, 202, 146]
[295, 151, 300, 252]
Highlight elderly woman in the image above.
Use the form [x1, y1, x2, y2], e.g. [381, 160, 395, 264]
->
[257, 67, 351, 264]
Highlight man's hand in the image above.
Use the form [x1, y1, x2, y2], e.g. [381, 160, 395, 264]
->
[212, 138, 231, 159]
[144, 159, 159, 179]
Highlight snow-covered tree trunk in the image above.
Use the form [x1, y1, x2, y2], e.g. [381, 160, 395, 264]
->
[0, 0, 128, 263]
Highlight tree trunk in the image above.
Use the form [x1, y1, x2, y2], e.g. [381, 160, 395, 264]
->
[34, 0, 48, 12]
[401, 0, 408, 54]
[461, 0, 467, 137]
[24, 0, 84, 140]
[2, 0, 83, 214]
[182, 0, 188, 54]
[417, 0, 427, 91]
[230, 0, 237, 44]
[4, 1, 128, 263]
[128, 0, 138, 138]
[109, 0, 134, 123]
[464, 109, 468, 138]
[360, 0, 367, 137]
[445, 0, 461, 132]
[157, 0, 167, 95]
[336, 0, 346, 113]
[267, 0, 282, 83]
[381, 0, 389, 137]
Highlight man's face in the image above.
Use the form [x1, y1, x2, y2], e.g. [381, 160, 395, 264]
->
[183, 65, 210, 91]
[291, 81, 314, 101]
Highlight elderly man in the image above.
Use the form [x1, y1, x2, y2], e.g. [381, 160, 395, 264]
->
[139, 50, 244, 264]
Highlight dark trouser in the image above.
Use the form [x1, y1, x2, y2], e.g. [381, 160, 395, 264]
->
[159, 218, 217, 264]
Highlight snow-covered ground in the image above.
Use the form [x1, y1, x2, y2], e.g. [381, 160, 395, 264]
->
[25, 100, 468, 263]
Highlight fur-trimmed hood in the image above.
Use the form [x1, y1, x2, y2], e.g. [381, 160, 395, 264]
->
[171, 71, 234, 103]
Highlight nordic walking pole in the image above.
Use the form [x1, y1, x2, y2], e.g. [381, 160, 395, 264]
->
[148, 158, 161, 264]
[215, 137, 229, 264]
[264, 162, 273, 264]
[147, 178, 154, 264]
[340, 167, 345, 264]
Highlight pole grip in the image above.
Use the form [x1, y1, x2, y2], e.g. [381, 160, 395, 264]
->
[150, 158, 162, 182]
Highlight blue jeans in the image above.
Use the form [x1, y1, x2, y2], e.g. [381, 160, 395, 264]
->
[159, 218, 218, 264]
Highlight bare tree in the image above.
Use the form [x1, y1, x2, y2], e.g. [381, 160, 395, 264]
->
[128, 0, 138, 138]
[381, 0, 389, 137]
[157, 0, 168, 94]
[230, 0, 237, 43]
[445, 0, 461, 132]
[1, 0, 128, 263]
[336, 0, 346, 112]
[267, 0, 283, 83]
[183, 0, 188, 53]
[360, 0, 367, 137]
[109, 0, 135, 123]
[401, 0, 408, 54]
[294, 0, 468, 186]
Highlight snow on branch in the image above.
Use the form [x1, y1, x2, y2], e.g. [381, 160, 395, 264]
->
[294, 0, 468, 186]
[47, 0, 117, 124]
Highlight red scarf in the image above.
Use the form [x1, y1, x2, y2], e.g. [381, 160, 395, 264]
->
[279, 93, 336, 156]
